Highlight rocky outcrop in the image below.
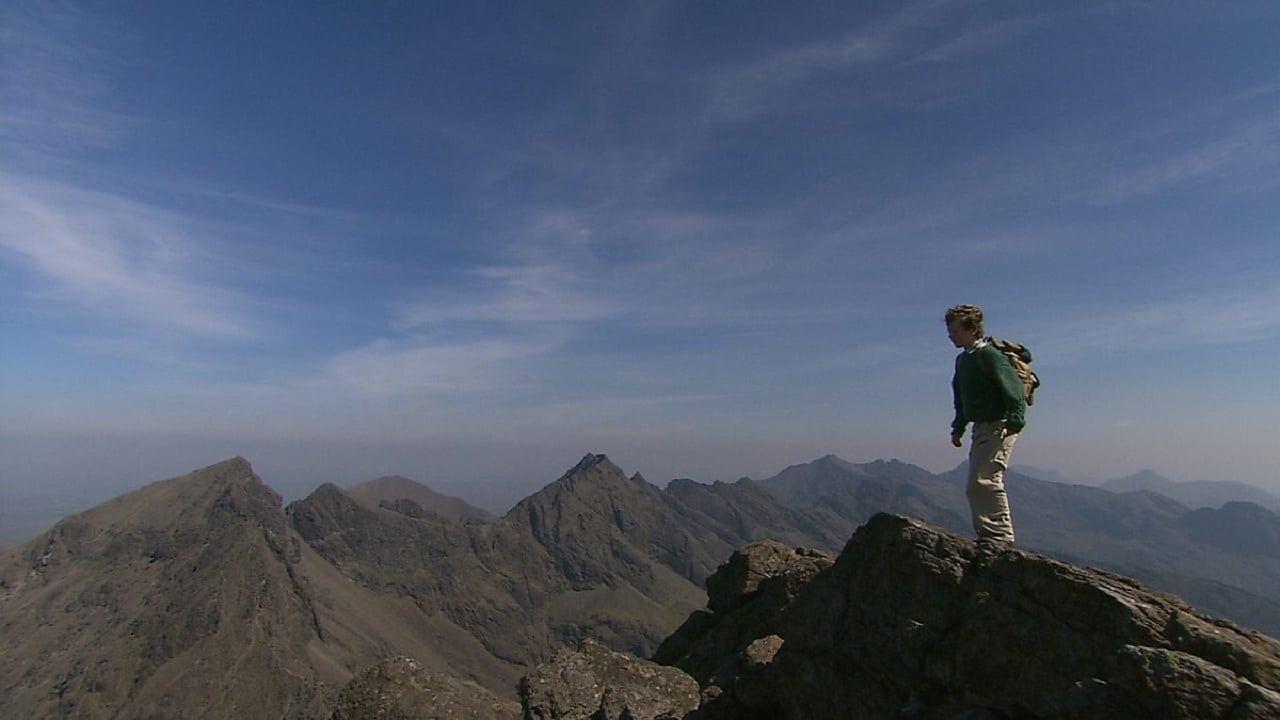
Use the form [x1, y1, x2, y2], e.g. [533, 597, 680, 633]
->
[332, 656, 520, 719]
[673, 513, 1280, 719]
[519, 640, 699, 720]
[654, 540, 830, 688]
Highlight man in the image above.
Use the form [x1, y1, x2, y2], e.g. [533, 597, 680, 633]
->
[946, 304, 1026, 547]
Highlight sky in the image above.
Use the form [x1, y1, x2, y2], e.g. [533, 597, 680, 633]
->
[2, 0, 1280, 507]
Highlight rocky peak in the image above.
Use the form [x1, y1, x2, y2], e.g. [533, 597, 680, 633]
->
[530, 513, 1280, 719]
[570, 452, 613, 474]
[501, 454, 735, 593]
[701, 513, 1280, 718]
[0, 458, 327, 719]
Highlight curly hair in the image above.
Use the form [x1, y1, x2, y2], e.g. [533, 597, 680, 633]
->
[945, 304, 985, 337]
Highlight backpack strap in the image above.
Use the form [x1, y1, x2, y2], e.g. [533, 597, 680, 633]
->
[973, 340, 996, 380]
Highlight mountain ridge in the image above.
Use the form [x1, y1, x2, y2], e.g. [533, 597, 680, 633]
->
[346, 474, 495, 524]
[7, 452, 1280, 718]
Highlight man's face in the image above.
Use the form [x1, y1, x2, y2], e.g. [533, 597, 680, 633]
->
[947, 320, 981, 348]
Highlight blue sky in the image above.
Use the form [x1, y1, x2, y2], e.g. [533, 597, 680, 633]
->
[2, 1, 1279, 501]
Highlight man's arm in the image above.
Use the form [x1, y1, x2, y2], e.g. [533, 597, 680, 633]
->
[950, 368, 967, 445]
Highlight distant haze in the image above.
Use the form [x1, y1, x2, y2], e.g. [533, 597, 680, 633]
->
[3, 2, 1280, 506]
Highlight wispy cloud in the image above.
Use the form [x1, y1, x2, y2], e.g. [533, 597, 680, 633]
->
[318, 336, 554, 398]
[1082, 110, 1280, 205]
[1026, 281, 1280, 364]
[403, 263, 614, 326]
[0, 4, 258, 345]
[0, 173, 255, 339]
[395, 210, 618, 329]
[0, 1, 133, 159]
[903, 15, 1047, 66]
[707, 0, 959, 120]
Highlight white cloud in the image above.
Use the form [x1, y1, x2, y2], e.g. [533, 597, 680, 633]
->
[319, 336, 554, 398]
[0, 173, 254, 339]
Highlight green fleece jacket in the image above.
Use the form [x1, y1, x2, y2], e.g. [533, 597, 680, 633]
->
[951, 342, 1027, 435]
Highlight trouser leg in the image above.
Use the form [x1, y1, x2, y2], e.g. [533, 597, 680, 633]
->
[967, 421, 1018, 543]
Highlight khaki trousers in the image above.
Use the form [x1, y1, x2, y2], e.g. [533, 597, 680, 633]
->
[967, 420, 1018, 543]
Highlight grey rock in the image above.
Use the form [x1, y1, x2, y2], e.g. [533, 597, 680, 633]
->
[655, 541, 830, 687]
[728, 513, 1280, 719]
[520, 639, 699, 720]
[332, 656, 520, 719]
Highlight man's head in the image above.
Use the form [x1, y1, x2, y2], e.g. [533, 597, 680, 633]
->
[945, 304, 985, 348]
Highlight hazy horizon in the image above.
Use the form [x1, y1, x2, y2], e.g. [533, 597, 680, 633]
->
[4, 1, 1280, 513]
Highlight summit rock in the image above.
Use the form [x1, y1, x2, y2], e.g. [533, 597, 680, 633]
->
[657, 513, 1280, 719]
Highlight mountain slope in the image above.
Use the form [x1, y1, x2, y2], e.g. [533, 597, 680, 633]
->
[0, 458, 329, 719]
[346, 475, 494, 523]
[663, 476, 842, 551]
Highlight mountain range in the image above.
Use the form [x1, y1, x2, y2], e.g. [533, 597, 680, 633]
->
[1100, 469, 1280, 512]
[3, 452, 1280, 718]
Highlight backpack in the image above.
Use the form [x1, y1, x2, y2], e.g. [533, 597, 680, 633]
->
[979, 337, 1040, 406]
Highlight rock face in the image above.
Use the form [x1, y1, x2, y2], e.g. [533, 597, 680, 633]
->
[660, 513, 1280, 719]
[519, 640, 699, 720]
[332, 656, 520, 719]
[654, 540, 831, 688]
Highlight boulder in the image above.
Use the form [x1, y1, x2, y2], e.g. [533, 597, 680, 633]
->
[519, 639, 699, 720]
[655, 541, 831, 687]
[332, 657, 520, 720]
[745, 514, 1280, 719]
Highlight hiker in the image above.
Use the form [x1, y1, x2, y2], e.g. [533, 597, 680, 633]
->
[946, 304, 1027, 547]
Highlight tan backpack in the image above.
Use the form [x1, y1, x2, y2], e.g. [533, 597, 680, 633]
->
[980, 337, 1040, 406]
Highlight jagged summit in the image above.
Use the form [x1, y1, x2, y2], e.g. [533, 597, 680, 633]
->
[24, 455, 279, 545]
[516, 453, 631, 501]
[568, 452, 612, 474]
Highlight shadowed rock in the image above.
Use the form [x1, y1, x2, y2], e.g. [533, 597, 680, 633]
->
[654, 540, 830, 689]
[700, 514, 1280, 719]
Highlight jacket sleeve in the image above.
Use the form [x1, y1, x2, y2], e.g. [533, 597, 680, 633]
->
[981, 346, 1027, 432]
[951, 357, 967, 436]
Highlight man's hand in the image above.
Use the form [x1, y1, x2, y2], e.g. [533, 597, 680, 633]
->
[950, 433, 963, 448]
